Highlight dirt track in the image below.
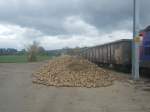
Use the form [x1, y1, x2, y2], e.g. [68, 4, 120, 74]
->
[0, 61, 150, 112]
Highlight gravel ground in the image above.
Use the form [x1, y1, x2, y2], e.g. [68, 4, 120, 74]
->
[0, 61, 150, 112]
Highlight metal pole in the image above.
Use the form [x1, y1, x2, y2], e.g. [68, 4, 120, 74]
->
[132, 0, 140, 80]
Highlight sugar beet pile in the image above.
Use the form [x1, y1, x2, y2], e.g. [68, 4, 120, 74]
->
[32, 55, 118, 88]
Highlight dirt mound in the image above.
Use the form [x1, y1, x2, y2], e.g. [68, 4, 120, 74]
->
[32, 55, 116, 88]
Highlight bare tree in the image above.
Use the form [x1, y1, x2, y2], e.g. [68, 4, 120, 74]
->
[26, 41, 39, 62]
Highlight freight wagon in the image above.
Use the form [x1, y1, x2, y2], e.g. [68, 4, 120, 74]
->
[82, 26, 150, 69]
[82, 39, 132, 68]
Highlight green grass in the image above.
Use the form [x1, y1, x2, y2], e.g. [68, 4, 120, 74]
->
[0, 55, 52, 63]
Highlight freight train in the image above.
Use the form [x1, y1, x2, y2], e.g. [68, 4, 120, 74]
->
[81, 26, 150, 69]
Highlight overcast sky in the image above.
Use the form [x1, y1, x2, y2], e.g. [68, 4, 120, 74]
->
[0, 0, 149, 50]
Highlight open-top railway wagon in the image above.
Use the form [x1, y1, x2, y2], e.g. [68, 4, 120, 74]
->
[82, 39, 132, 68]
[81, 26, 150, 69]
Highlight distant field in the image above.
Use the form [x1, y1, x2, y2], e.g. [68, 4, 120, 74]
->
[0, 55, 52, 63]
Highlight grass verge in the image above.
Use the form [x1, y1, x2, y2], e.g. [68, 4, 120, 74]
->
[0, 55, 52, 63]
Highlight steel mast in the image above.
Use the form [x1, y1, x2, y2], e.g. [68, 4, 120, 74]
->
[132, 0, 140, 80]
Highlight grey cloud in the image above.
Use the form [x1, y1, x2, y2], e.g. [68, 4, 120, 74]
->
[0, 0, 149, 36]
[140, 0, 150, 28]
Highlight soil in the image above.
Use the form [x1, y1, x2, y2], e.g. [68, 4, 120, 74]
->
[0, 61, 150, 112]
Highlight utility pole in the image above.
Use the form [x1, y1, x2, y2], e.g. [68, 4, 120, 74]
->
[132, 0, 140, 80]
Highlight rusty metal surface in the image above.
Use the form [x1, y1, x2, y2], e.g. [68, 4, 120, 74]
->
[83, 39, 132, 65]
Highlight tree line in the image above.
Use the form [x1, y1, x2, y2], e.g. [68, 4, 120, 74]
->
[0, 48, 18, 55]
